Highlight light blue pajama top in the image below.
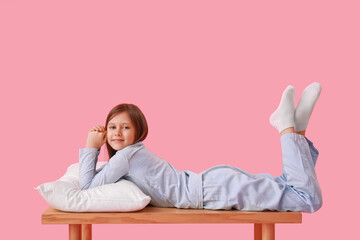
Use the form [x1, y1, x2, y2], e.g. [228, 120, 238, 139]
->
[79, 141, 204, 209]
[79, 134, 323, 213]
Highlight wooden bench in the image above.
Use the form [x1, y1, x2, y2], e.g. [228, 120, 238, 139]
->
[41, 206, 302, 240]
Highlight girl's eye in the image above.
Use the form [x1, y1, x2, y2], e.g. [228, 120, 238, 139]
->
[109, 126, 115, 129]
[123, 126, 130, 130]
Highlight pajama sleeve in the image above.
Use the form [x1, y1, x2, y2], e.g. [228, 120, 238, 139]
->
[79, 148, 129, 190]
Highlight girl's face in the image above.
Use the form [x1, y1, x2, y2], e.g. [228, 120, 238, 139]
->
[107, 112, 136, 151]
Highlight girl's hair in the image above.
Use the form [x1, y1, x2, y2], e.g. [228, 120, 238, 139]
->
[105, 103, 148, 159]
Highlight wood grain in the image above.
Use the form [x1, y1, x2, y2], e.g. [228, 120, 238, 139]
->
[42, 206, 302, 224]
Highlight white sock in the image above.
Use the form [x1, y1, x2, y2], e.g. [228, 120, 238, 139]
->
[269, 85, 296, 133]
[294, 82, 322, 131]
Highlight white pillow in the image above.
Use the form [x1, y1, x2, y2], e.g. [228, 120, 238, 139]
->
[35, 162, 151, 212]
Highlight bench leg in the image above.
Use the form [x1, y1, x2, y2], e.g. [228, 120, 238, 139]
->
[82, 224, 92, 240]
[69, 224, 81, 240]
[254, 223, 262, 240]
[254, 224, 275, 240]
[262, 223, 275, 240]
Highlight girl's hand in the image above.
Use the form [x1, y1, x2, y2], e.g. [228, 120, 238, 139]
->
[86, 125, 107, 149]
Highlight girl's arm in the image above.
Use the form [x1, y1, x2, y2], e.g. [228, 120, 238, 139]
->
[79, 147, 100, 190]
[79, 125, 129, 190]
[79, 148, 129, 190]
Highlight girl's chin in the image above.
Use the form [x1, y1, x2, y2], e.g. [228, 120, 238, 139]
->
[110, 144, 126, 151]
[109, 142, 135, 151]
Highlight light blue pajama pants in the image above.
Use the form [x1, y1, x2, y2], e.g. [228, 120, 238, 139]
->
[201, 133, 323, 213]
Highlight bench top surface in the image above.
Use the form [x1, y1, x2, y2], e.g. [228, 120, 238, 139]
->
[42, 206, 302, 224]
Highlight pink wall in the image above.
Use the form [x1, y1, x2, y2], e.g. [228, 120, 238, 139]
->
[1, 1, 359, 239]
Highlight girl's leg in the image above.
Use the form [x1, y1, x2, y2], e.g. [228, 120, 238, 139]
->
[296, 130, 306, 136]
[271, 83, 323, 212]
[294, 82, 321, 166]
[279, 128, 318, 174]
[281, 128, 319, 167]
[278, 132, 322, 212]
[205, 83, 322, 212]
[201, 131, 322, 212]
[278, 136, 319, 183]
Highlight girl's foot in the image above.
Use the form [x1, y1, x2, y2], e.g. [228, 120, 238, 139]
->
[294, 82, 322, 132]
[270, 85, 296, 133]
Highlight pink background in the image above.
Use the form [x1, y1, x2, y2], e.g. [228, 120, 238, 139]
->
[1, 1, 359, 239]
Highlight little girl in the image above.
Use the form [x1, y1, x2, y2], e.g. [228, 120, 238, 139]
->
[79, 82, 323, 213]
